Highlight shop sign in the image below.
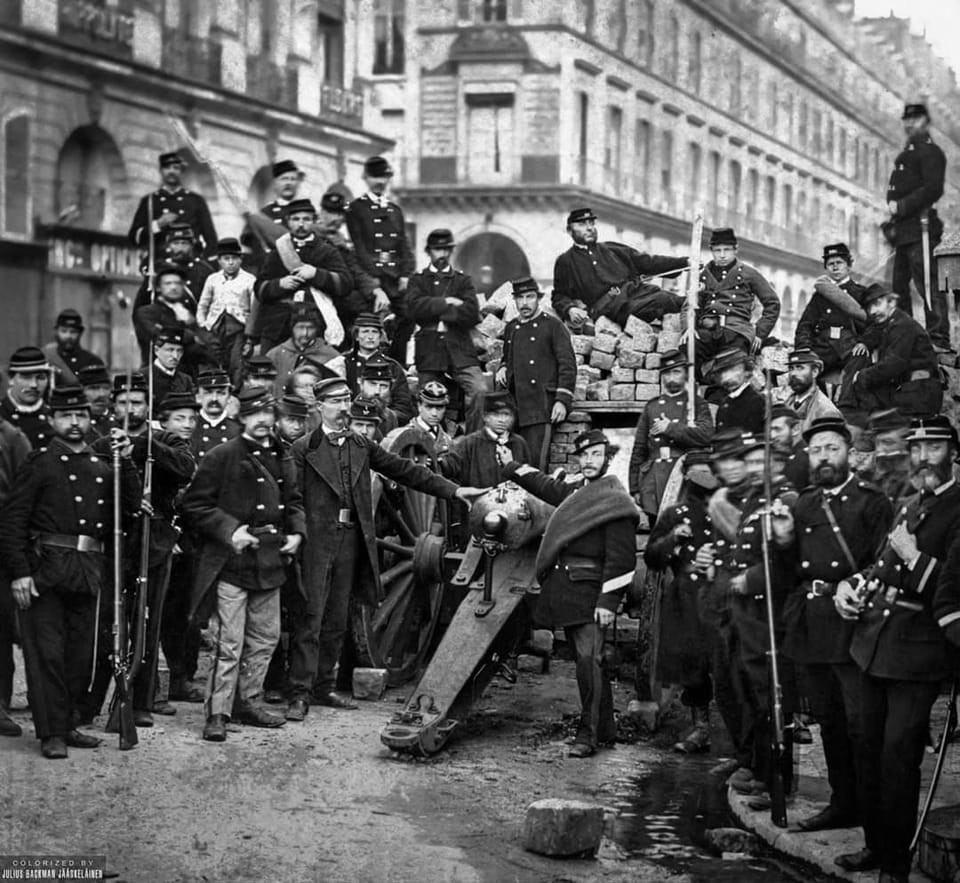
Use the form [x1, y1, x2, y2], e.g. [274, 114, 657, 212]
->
[59, 0, 135, 58]
[45, 232, 141, 279]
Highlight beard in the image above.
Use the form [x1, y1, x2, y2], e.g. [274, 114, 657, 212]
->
[570, 229, 597, 246]
[788, 375, 813, 394]
[813, 462, 849, 488]
[912, 459, 953, 488]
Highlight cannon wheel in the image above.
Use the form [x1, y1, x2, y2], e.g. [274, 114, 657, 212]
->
[361, 425, 451, 686]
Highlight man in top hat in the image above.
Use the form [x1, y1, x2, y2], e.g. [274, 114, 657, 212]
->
[241, 159, 306, 273]
[775, 416, 893, 835]
[628, 348, 713, 522]
[243, 355, 279, 391]
[196, 237, 258, 388]
[712, 348, 765, 435]
[42, 310, 102, 387]
[344, 312, 414, 423]
[837, 283, 942, 426]
[552, 207, 687, 329]
[502, 429, 639, 757]
[76, 362, 114, 442]
[255, 198, 352, 354]
[794, 244, 868, 372]
[885, 103, 951, 353]
[283, 376, 487, 721]
[357, 355, 403, 436]
[0, 385, 142, 758]
[345, 156, 416, 362]
[191, 368, 241, 461]
[144, 325, 194, 412]
[128, 150, 217, 259]
[348, 396, 382, 442]
[181, 387, 306, 742]
[498, 276, 577, 470]
[784, 348, 841, 434]
[682, 228, 780, 371]
[407, 229, 483, 412]
[316, 190, 385, 331]
[1, 347, 53, 450]
[833, 415, 960, 879]
[266, 302, 345, 399]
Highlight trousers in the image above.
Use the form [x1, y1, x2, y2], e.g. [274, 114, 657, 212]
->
[804, 661, 858, 817]
[892, 240, 951, 348]
[566, 622, 615, 748]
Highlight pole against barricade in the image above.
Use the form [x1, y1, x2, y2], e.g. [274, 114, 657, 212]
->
[685, 213, 704, 426]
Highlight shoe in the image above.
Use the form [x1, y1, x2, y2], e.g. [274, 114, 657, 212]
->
[0, 706, 22, 738]
[264, 689, 285, 705]
[792, 715, 813, 744]
[236, 703, 285, 728]
[134, 709, 154, 728]
[169, 679, 205, 703]
[747, 794, 772, 811]
[797, 805, 858, 832]
[834, 848, 880, 872]
[285, 699, 308, 722]
[730, 776, 767, 796]
[151, 701, 177, 716]
[710, 758, 741, 777]
[65, 729, 102, 749]
[568, 742, 595, 758]
[675, 706, 711, 754]
[41, 736, 68, 759]
[202, 714, 228, 742]
[313, 691, 357, 710]
[728, 767, 757, 789]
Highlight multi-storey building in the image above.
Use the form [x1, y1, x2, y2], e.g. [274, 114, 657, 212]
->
[0, 0, 385, 366]
[354, 0, 960, 340]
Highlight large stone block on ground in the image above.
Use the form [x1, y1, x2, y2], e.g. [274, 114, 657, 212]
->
[624, 315, 655, 339]
[523, 799, 605, 858]
[635, 383, 660, 401]
[662, 313, 683, 333]
[644, 352, 662, 369]
[615, 349, 645, 368]
[631, 331, 658, 353]
[591, 332, 619, 354]
[585, 381, 610, 401]
[593, 316, 622, 337]
[570, 334, 593, 357]
[610, 383, 635, 401]
[589, 351, 615, 371]
[609, 366, 636, 384]
[635, 369, 660, 385]
[577, 365, 602, 384]
[352, 668, 388, 700]
[656, 331, 681, 352]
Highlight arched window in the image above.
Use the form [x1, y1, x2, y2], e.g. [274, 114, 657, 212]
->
[2, 112, 30, 237]
[55, 125, 129, 232]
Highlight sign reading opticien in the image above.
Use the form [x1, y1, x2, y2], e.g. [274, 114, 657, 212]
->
[59, 0, 135, 56]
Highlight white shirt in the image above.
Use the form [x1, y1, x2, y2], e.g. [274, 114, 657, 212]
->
[197, 269, 257, 329]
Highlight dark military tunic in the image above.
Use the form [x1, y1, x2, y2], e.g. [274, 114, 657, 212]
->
[684, 259, 780, 346]
[714, 383, 765, 435]
[886, 133, 946, 248]
[441, 429, 530, 489]
[129, 187, 218, 258]
[407, 266, 481, 372]
[0, 398, 52, 451]
[191, 413, 242, 461]
[41, 344, 102, 388]
[144, 363, 194, 415]
[344, 347, 414, 424]
[344, 194, 416, 291]
[132, 256, 214, 313]
[793, 277, 868, 371]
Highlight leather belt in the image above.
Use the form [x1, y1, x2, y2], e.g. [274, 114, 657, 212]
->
[376, 250, 397, 264]
[804, 579, 837, 599]
[34, 533, 103, 554]
[337, 508, 357, 526]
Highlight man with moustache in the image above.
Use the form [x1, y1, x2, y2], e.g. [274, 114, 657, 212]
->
[132, 224, 215, 317]
[783, 349, 841, 433]
[552, 208, 686, 328]
[768, 405, 809, 492]
[776, 417, 892, 836]
[256, 198, 352, 354]
[241, 159, 305, 274]
[182, 388, 306, 742]
[794, 244, 868, 373]
[76, 363, 114, 442]
[283, 377, 487, 721]
[266, 302, 345, 397]
[711, 348, 765, 435]
[502, 429, 638, 757]
[497, 277, 577, 470]
[357, 356, 402, 436]
[628, 349, 713, 522]
[857, 409, 915, 507]
[0, 386, 141, 758]
[1, 347, 53, 451]
[344, 313, 414, 423]
[133, 260, 209, 371]
[838, 283, 942, 426]
[42, 310, 103, 387]
[191, 369, 240, 461]
[833, 415, 960, 880]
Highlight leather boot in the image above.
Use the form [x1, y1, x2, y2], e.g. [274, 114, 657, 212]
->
[674, 705, 711, 754]
[0, 702, 22, 738]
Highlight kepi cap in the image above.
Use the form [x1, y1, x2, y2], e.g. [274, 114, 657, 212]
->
[566, 207, 597, 226]
[55, 309, 85, 331]
[237, 388, 275, 417]
[425, 229, 455, 250]
[8, 346, 51, 373]
[482, 391, 516, 414]
[158, 392, 200, 413]
[710, 227, 738, 248]
[658, 348, 688, 372]
[350, 396, 381, 423]
[76, 363, 110, 387]
[822, 243, 852, 265]
[276, 394, 308, 419]
[905, 414, 958, 447]
[158, 151, 185, 168]
[572, 428, 611, 455]
[272, 159, 303, 178]
[48, 384, 90, 413]
[363, 156, 393, 177]
[418, 380, 449, 406]
[802, 415, 852, 444]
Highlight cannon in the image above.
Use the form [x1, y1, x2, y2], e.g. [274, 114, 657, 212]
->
[365, 437, 555, 755]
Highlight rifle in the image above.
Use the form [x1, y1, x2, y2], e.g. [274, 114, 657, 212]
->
[760, 367, 789, 827]
[685, 213, 704, 426]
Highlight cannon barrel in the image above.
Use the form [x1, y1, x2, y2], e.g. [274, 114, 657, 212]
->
[467, 482, 554, 550]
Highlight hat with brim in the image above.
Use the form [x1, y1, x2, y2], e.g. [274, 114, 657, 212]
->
[76, 363, 110, 388]
[482, 391, 517, 415]
[905, 415, 959, 447]
[55, 309, 85, 331]
[710, 428, 747, 461]
[290, 302, 324, 329]
[363, 156, 393, 177]
[167, 223, 194, 242]
[313, 377, 351, 400]
[159, 392, 200, 414]
[566, 207, 597, 226]
[284, 198, 317, 218]
[418, 380, 450, 406]
[711, 347, 750, 375]
[237, 388, 275, 417]
[277, 394, 309, 419]
[511, 277, 540, 297]
[572, 428, 610, 455]
[788, 348, 824, 370]
[216, 237, 242, 256]
[159, 151, 185, 168]
[354, 312, 383, 330]
[425, 229, 455, 250]
[111, 372, 148, 397]
[658, 348, 688, 373]
[360, 356, 393, 383]
[683, 448, 714, 469]
[8, 346, 51, 373]
[802, 415, 852, 445]
[155, 262, 187, 282]
[49, 385, 90, 413]
[350, 396, 382, 423]
[272, 159, 303, 179]
[155, 325, 185, 346]
[710, 228, 738, 248]
[868, 408, 910, 435]
[770, 404, 800, 423]
[902, 103, 929, 120]
[245, 356, 278, 378]
[822, 243, 852, 266]
[861, 283, 895, 306]
[196, 369, 231, 390]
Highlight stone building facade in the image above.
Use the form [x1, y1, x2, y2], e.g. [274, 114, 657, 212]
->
[0, 0, 387, 368]
[355, 0, 960, 341]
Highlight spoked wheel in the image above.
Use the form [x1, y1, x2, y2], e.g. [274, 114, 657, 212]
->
[362, 425, 451, 686]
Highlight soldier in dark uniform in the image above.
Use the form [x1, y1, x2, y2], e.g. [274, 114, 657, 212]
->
[794, 244, 868, 374]
[628, 349, 713, 522]
[42, 310, 103, 387]
[0, 385, 141, 758]
[344, 313, 414, 423]
[255, 198, 352, 354]
[348, 396, 382, 442]
[644, 449, 723, 756]
[191, 368, 241, 462]
[833, 416, 960, 879]
[711, 348, 765, 435]
[838, 283, 942, 426]
[344, 156, 416, 363]
[403, 381, 454, 457]
[132, 224, 215, 314]
[143, 326, 194, 413]
[681, 228, 780, 374]
[769, 404, 809, 492]
[783, 348, 842, 434]
[274, 394, 308, 450]
[856, 408, 914, 507]
[181, 388, 306, 742]
[778, 417, 893, 834]
[283, 377, 485, 721]
[0, 414, 30, 737]
[356, 356, 403, 436]
[243, 355, 279, 391]
[885, 103, 951, 352]
[241, 159, 305, 275]
[407, 229, 484, 412]
[503, 429, 639, 757]
[77, 363, 114, 442]
[1, 347, 53, 450]
[498, 277, 577, 470]
[129, 150, 217, 260]
[552, 207, 687, 328]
